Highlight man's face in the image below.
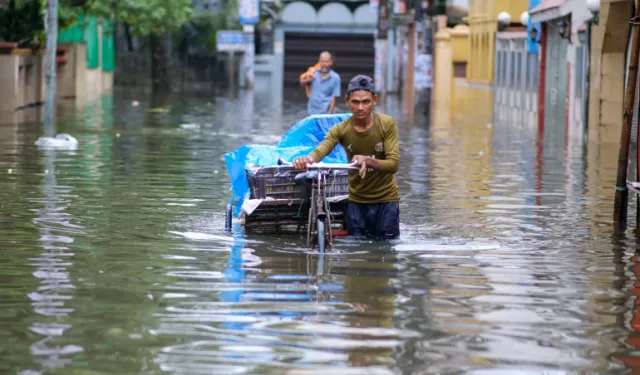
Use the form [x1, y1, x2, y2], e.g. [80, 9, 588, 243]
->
[319, 53, 333, 73]
[346, 90, 377, 120]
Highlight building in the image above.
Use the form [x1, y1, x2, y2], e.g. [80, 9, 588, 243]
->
[275, 1, 377, 93]
[528, 0, 594, 147]
[467, 0, 529, 84]
[586, 0, 634, 145]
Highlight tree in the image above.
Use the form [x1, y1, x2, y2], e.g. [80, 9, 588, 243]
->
[0, 0, 85, 48]
[176, 0, 241, 58]
[90, 0, 194, 91]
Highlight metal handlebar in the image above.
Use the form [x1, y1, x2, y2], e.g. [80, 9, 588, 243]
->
[277, 157, 359, 170]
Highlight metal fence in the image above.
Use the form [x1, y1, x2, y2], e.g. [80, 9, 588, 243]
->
[493, 32, 539, 130]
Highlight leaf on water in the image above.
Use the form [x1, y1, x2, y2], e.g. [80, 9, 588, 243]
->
[147, 107, 169, 113]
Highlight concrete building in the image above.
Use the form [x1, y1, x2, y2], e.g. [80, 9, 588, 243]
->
[586, 0, 634, 145]
[528, 0, 595, 148]
[253, 0, 377, 99]
[467, 0, 529, 84]
[0, 14, 114, 117]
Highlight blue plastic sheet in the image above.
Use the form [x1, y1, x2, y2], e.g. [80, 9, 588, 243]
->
[224, 113, 352, 216]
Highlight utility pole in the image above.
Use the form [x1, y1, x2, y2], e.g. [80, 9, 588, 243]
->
[614, 10, 640, 233]
[404, 10, 416, 122]
[376, 0, 390, 101]
[44, 0, 58, 137]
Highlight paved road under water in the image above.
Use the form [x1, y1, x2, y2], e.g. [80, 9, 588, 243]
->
[0, 87, 638, 374]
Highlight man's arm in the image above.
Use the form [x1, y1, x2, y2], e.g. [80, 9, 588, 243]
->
[327, 75, 341, 114]
[300, 74, 314, 87]
[309, 125, 341, 162]
[363, 120, 400, 173]
[293, 125, 342, 169]
[328, 97, 337, 114]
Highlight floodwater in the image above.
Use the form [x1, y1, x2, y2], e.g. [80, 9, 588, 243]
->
[0, 86, 638, 374]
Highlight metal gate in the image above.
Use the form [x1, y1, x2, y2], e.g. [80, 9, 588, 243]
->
[543, 28, 569, 135]
[283, 32, 375, 92]
[494, 32, 538, 129]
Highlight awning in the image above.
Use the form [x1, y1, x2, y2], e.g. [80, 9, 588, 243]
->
[529, 0, 569, 23]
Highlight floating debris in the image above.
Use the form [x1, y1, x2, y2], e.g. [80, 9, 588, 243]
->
[35, 133, 78, 150]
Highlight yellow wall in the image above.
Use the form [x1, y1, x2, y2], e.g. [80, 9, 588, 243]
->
[451, 25, 470, 63]
[467, 0, 528, 83]
[434, 29, 453, 112]
[588, 0, 633, 145]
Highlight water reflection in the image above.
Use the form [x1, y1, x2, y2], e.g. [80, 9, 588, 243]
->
[155, 229, 414, 374]
[23, 149, 83, 374]
[3, 85, 640, 374]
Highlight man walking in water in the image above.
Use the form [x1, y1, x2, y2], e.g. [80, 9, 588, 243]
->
[299, 51, 341, 115]
[293, 75, 400, 240]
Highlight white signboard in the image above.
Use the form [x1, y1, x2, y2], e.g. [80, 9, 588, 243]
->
[239, 0, 259, 24]
[217, 30, 245, 52]
[415, 53, 433, 89]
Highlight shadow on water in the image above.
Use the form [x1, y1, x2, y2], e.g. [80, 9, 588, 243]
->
[2, 85, 640, 374]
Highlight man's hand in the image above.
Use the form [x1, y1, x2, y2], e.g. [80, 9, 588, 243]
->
[293, 155, 315, 170]
[352, 155, 369, 179]
[299, 74, 314, 86]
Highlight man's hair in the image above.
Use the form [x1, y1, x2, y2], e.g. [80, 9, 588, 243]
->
[319, 51, 333, 60]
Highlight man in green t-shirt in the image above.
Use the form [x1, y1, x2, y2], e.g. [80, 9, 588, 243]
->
[293, 75, 400, 240]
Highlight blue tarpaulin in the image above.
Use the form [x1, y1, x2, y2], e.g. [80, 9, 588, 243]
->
[224, 113, 351, 216]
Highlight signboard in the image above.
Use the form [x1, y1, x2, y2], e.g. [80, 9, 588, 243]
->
[216, 30, 246, 52]
[239, 0, 260, 25]
[393, 0, 406, 14]
[370, 0, 379, 10]
[415, 54, 433, 89]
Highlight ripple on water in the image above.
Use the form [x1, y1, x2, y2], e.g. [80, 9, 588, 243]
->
[0, 91, 636, 374]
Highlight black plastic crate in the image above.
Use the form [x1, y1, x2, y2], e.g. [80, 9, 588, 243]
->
[245, 165, 349, 200]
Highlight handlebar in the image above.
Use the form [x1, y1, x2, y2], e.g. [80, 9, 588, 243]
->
[277, 157, 359, 170]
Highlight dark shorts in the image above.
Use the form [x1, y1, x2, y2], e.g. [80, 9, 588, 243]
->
[345, 200, 400, 240]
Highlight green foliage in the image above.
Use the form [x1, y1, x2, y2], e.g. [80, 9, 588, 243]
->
[0, 0, 90, 47]
[176, 4, 241, 55]
[0, 0, 43, 47]
[89, 0, 194, 36]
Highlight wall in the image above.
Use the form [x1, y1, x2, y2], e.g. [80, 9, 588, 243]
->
[468, 0, 529, 83]
[0, 14, 114, 117]
[434, 28, 453, 119]
[58, 14, 114, 102]
[0, 49, 44, 113]
[451, 24, 470, 78]
[588, 0, 633, 145]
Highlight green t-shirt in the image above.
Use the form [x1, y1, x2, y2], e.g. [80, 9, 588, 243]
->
[309, 112, 400, 203]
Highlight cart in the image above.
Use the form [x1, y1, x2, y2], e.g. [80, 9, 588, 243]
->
[223, 113, 353, 234]
[232, 163, 350, 234]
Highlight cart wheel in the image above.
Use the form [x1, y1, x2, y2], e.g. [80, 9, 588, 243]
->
[316, 218, 326, 253]
[225, 204, 232, 232]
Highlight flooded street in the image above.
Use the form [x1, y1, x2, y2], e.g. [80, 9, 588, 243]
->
[0, 87, 637, 374]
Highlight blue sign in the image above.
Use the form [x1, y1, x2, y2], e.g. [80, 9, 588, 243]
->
[217, 30, 246, 52]
[239, 0, 259, 24]
[527, 0, 541, 53]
